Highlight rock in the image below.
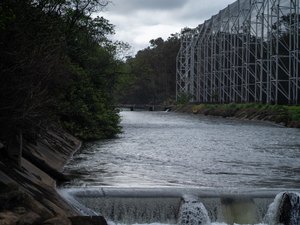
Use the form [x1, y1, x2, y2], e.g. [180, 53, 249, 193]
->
[42, 216, 71, 225]
[0, 191, 53, 219]
[178, 196, 210, 225]
[12, 208, 26, 215]
[288, 121, 300, 128]
[17, 212, 41, 225]
[278, 192, 300, 225]
[23, 195, 54, 219]
[0, 191, 23, 210]
[69, 216, 108, 225]
[0, 211, 19, 225]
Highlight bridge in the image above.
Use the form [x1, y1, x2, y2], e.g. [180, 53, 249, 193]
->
[117, 104, 172, 111]
[177, 0, 300, 105]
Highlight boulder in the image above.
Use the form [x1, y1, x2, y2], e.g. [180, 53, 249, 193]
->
[17, 212, 41, 225]
[12, 208, 26, 215]
[178, 196, 210, 225]
[0, 191, 23, 210]
[0, 211, 19, 225]
[0, 190, 53, 219]
[278, 192, 300, 225]
[69, 216, 108, 225]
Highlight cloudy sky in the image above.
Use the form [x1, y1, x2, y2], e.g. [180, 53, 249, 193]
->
[98, 0, 235, 54]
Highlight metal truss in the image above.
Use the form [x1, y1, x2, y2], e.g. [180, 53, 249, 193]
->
[176, 0, 300, 105]
[176, 29, 199, 101]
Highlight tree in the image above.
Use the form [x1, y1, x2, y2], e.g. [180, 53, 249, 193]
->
[0, 0, 122, 162]
[116, 34, 181, 105]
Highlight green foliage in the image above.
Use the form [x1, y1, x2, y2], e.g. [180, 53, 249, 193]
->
[176, 93, 193, 105]
[116, 34, 181, 105]
[0, 4, 15, 30]
[287, 106, 300, 121]
[239, 103, 264, 109]
[0, 0, 122, 142]
[191, 103, 300, 125]
[59, 63, 121, 140]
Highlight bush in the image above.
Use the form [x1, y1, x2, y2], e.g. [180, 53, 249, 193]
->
[176, 93, 193, 105]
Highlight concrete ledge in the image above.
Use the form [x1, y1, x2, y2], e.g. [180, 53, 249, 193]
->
[63, 186, 300, 198]
[60, 187, 300, 225]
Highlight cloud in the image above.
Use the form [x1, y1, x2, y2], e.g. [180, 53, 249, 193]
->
[99, 0, 235, 55]
[106, 0, 185, 13]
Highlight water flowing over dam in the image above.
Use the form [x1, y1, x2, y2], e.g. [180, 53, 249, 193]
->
[62, 111, 300, 224]
[60, 187, 300, 225]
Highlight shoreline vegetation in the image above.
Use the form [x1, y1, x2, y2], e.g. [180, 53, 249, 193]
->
[0, 0, 122, 222]
[174, 103, 300, 128]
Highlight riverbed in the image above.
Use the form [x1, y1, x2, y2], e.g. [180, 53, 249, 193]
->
[63, 110, 300, 189]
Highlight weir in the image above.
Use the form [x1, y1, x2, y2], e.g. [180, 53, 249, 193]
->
[59, 187, 300, 225]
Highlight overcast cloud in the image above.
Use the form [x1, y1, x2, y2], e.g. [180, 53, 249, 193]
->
[98, 0, 235, 54]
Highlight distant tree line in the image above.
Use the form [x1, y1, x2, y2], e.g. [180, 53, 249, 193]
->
[0, 0, 126, 145]
[115, 34, 181, 105]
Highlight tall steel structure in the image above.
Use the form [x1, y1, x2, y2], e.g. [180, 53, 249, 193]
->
[176, 0, 300, 105]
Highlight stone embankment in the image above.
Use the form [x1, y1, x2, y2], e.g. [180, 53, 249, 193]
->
[174, 104, 300, 128]
[0, 127, 107, 225]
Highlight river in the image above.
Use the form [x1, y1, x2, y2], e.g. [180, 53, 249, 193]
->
[64, 110, 300, 188]
[62, 110, 300, 224]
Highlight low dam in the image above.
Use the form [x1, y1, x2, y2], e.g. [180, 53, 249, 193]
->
[60, 187, 300, 225]
[61, 110, 300, 224]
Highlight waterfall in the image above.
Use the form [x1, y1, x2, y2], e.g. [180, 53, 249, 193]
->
[59, 188, 300, 225]
[72, 196, 181, 224]
[58, 188, 99, 216]
[264, 192, 300, 225]
[178, 195, 211, 225]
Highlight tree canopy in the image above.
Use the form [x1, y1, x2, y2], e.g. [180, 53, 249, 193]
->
[0, 0, 123, 142]
[116, 34, 181, 105]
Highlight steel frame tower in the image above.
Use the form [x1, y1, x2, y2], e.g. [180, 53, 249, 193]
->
[176, 29, 199, 101]
[176, 0, 300, 105]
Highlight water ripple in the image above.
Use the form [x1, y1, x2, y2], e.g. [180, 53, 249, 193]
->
[63, 111, 300, 189]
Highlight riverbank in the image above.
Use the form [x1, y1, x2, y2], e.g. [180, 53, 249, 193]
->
[174, 103, 300, 128]
[0, 126, 107, 225]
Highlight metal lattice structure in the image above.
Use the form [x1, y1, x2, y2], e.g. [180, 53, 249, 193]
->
[176, 0, 300, 105]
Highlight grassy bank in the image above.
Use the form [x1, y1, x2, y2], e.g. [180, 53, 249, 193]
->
[175, 103, 300, 128]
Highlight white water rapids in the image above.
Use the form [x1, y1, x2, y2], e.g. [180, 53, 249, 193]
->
[59, 188, 300, 225]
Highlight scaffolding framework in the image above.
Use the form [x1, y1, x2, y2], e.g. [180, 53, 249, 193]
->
[176, 0, 300, 105]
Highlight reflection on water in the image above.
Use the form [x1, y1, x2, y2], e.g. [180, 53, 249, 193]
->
[64, 111, 300, 188]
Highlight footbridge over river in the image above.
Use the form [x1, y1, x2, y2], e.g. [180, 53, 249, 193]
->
[117, 104, 172, 111]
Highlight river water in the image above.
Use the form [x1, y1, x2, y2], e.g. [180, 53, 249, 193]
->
[64, 110, 300, 189]
[62, 110, 300, 225]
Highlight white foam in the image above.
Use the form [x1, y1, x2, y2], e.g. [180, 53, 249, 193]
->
[178, 196, 211, 225]
[263, 192, 284, 224]
[264, 192, 300, 225]
[108, 221, 267, 225]
[59, 188, 300, 225]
